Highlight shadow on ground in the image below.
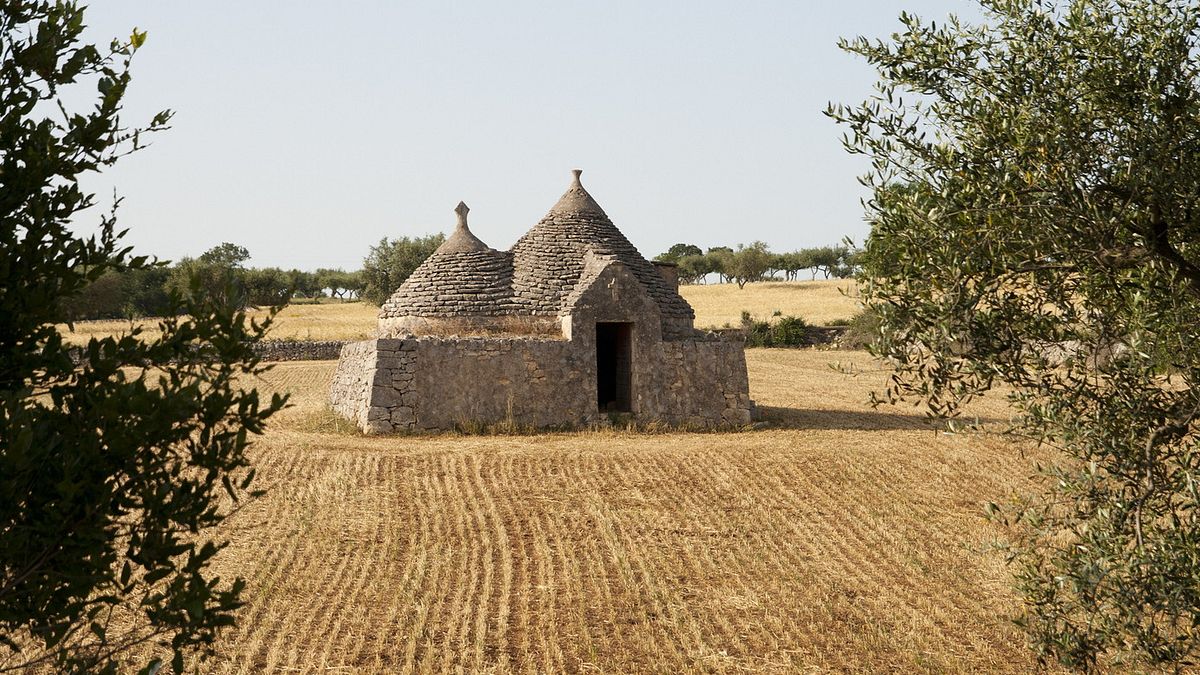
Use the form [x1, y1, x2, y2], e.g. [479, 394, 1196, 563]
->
[758, 405, 1005, 432]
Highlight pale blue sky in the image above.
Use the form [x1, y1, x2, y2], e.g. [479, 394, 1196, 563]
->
[76, 1, 981, 270]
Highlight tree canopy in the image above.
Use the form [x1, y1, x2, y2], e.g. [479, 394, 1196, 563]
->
[653, 243, 703, 264]
[725, 241, 773, 289]
[360, 234, 445, 305]
[831, 0, 1200, 669]
[0, 4, 285, 671]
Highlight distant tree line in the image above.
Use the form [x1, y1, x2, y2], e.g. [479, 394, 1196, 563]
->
[66, 234, 844, 322]
[65, 233, 456, 321]
[63, 242, 366, 321]
[654, 242, 858, 288]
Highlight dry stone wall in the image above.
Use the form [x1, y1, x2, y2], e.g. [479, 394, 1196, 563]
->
[379, 249, 515, 319]
[328, 340, 378, 429]
[334, 332, 753, 434]
[653, 338, 754, 426]
[405, 336, 586, 431]
[254, 340, 346, 362]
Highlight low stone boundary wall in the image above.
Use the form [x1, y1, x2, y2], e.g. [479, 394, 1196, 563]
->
[710, 326, 849, 347]
[253, 328, 850, 361]
[807, 326, 849, 346]
[253, 340, 347, 362]
[67, 339, 349, 366]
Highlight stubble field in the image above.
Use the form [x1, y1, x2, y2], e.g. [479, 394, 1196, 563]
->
[201, 366, 1043, 672]
[68, 281, 1049, 672]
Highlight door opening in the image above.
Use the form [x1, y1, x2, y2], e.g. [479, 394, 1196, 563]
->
[596, 322, 632, 412]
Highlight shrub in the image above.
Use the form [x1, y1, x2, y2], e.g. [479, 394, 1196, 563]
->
[837, 309, 880, 351]
[740, 311, 809, 348]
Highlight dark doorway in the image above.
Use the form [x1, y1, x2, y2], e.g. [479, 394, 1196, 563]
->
[596, 322, 633, 412]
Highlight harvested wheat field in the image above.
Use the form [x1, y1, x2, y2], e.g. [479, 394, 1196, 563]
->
[680, 280, 859, 328]
[58, 281, 859, 345]
[56, 301, 380, 345]
[193, 348, 1048, 673]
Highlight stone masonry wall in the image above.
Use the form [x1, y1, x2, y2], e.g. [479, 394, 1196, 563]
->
[328, 340, 378, 430]
[651, 338, 753, 426]
[406, 337, 586, 431]
[335, 332, 753, 434]
[255, 340, 347, 362]
[345, 336, 587, 433]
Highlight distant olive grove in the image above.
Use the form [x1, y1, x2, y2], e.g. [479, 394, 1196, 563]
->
[653, 242, 858, 287]
[64, 241, 365, 321]
[65, 234, 450, 320]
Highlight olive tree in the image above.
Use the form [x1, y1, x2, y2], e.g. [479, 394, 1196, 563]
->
[166, 243, 251, 307]
[360, 234, 445, 305]
[829, 0, 1200, 669]
[653, 243, 703, 264]
[0, 4, 284, 672]
[726, 241, 773, 289]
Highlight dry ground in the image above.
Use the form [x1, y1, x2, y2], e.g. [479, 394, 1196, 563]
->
[190, 348, 1044, 674]
[58, 280, 860, 345]
[680, 280, 859, 328]
[57, 301, 380, 345]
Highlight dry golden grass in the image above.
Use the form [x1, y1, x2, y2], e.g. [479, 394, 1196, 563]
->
[680, 280, 860, 328]
[188, 349, 1045, 673]
[59, 281, 859, 346]
[57, 302, 379, 346]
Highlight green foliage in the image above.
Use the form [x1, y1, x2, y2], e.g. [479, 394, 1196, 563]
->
[315, 268, 365, 300]
[360, 234, 445, 305]
[654, 243, 703, 263]
[705, 246, 734, 284]
[669, 245, 857, 285]
[836, 308, 881, 351]
[62, 266, 172, 321]
[196, 242, 249, 269]
[810, 245, 852, 279]
[675, 253, 715, 284]
[166, 243, 300, 309]
[60, 269, 127, 321]
[243, 267, 291, 307]
[166, 243, 251, 308]
[831, 0, 1200, 669]
[740, 311, 809, 348]
[726, 241, 773, 289]
[0, 4, 285, 671]
[285, 269, 321, 299]
[67, 261, 335, 319]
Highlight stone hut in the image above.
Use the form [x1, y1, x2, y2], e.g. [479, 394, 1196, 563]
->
[330, 170, 753, 433]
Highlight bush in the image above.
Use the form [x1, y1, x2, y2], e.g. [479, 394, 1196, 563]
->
[838, 309, 880, 350]
[740, 311, 809, 348]
[61, 266, 172, 321]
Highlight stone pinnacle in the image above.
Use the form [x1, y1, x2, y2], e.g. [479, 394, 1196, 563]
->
[454, 201, 470, 230]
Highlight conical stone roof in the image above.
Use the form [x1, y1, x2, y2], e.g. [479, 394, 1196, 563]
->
[379, 203, 515, 319]
[510, 170, 695, 331]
